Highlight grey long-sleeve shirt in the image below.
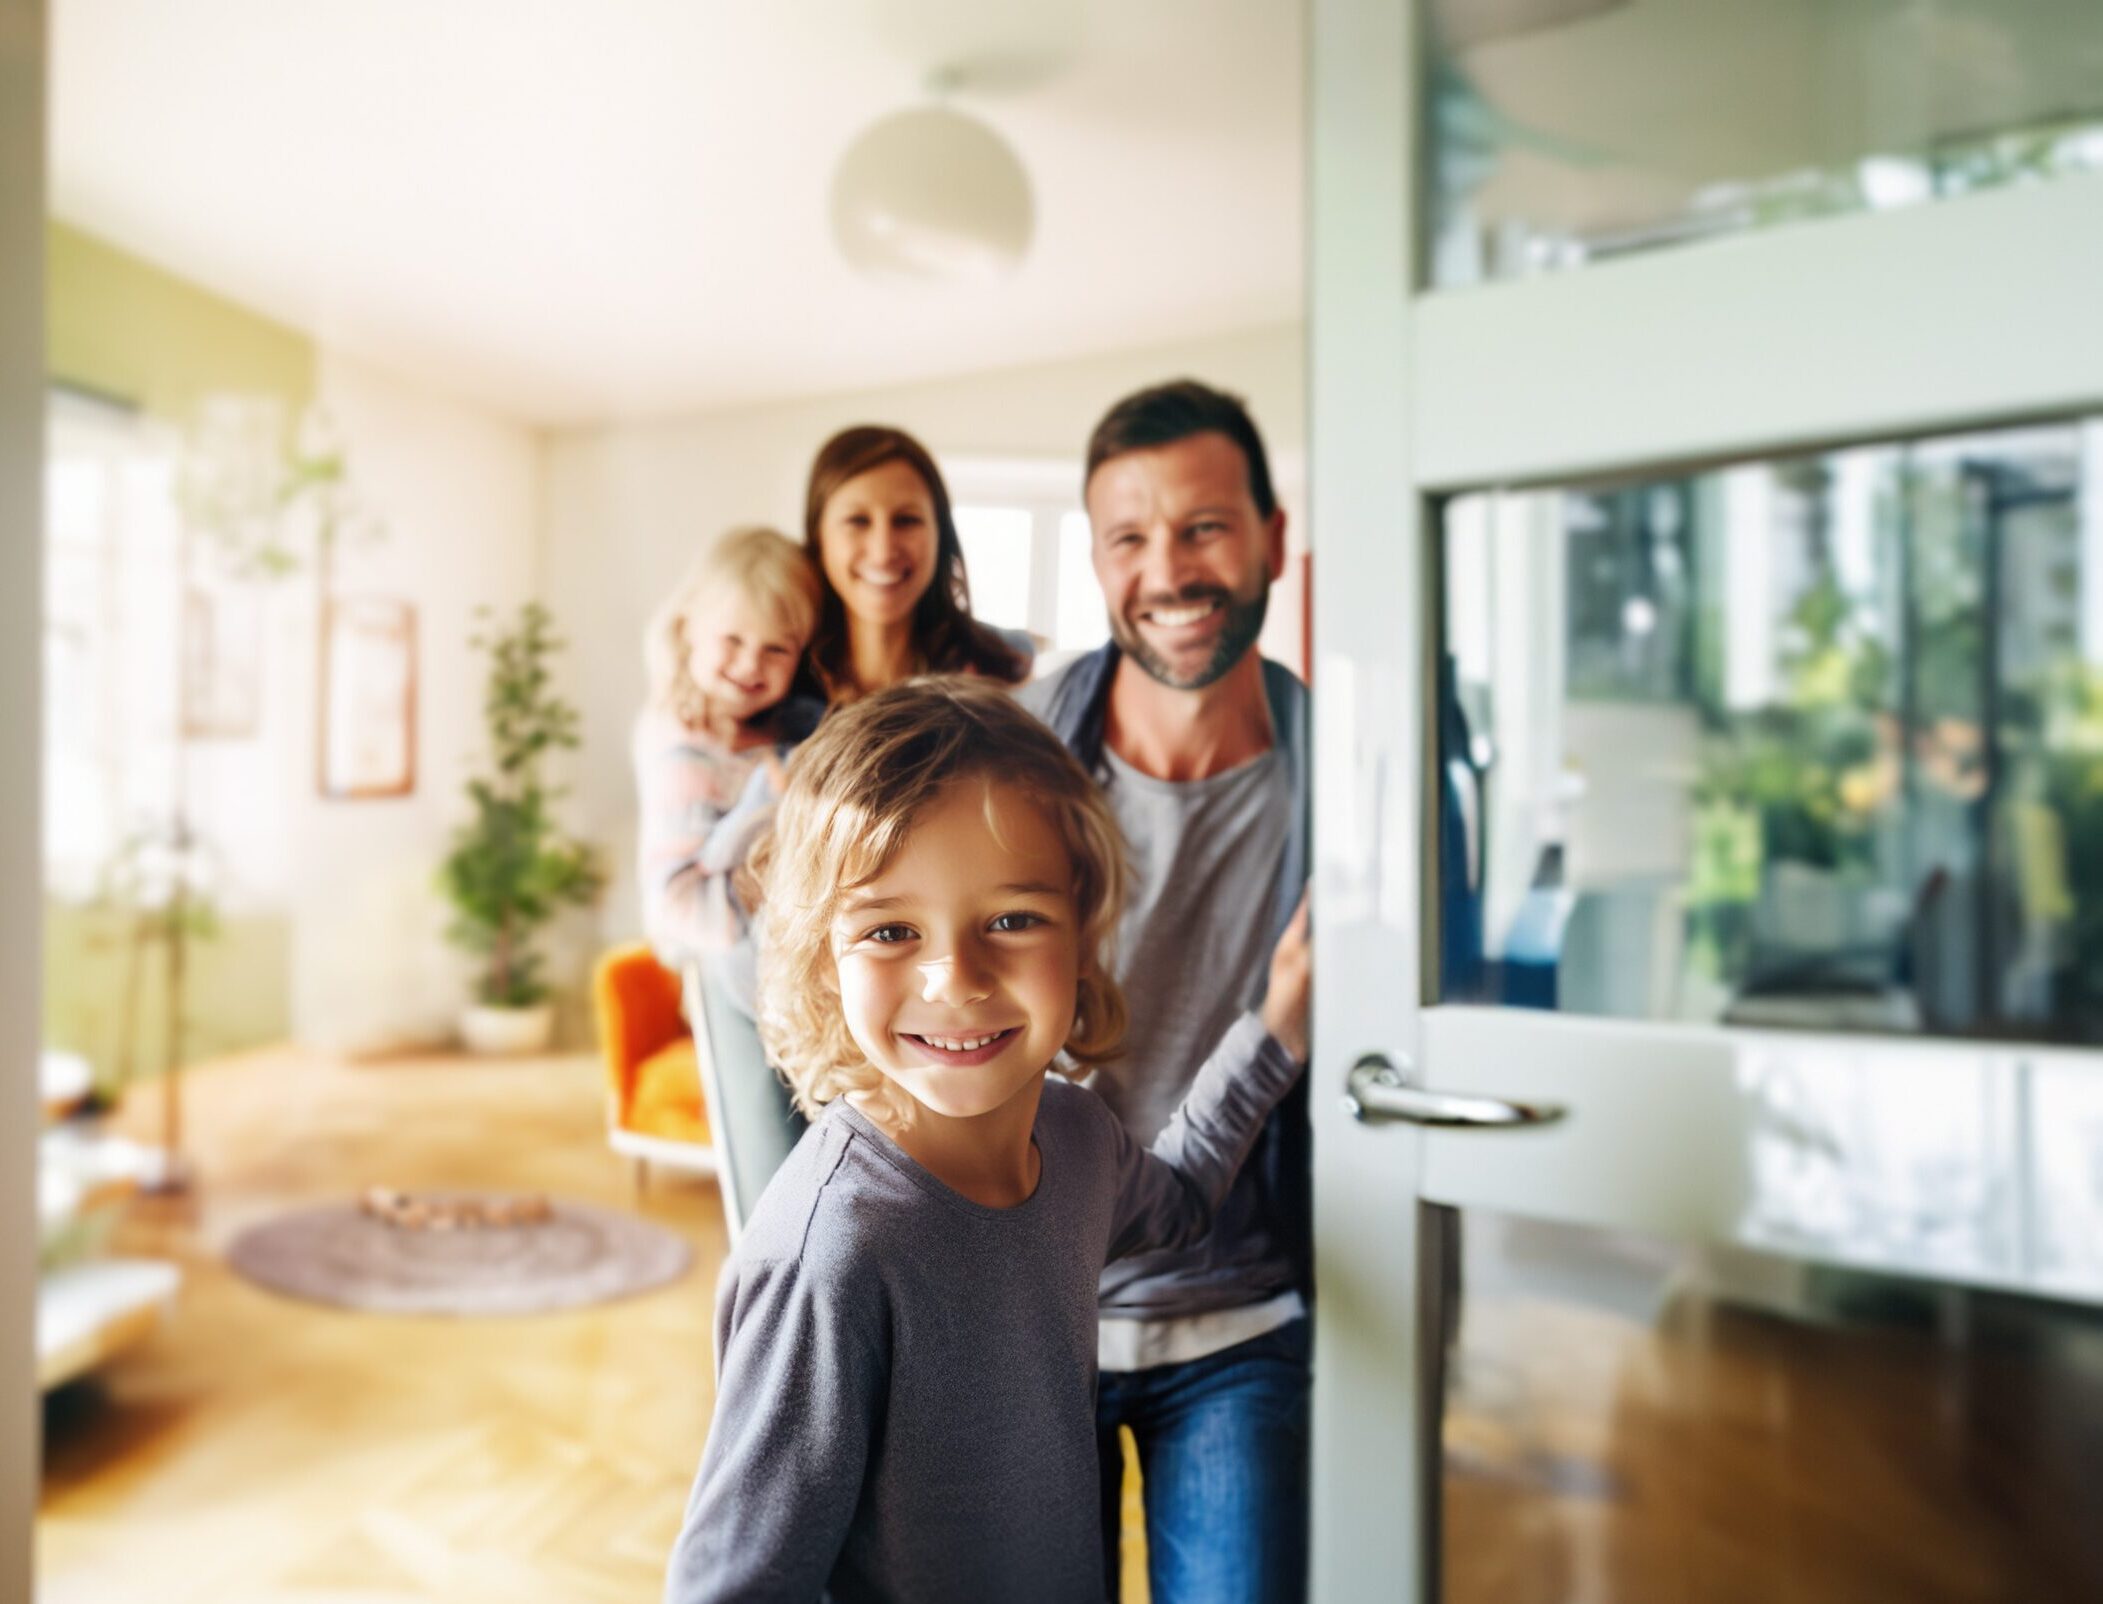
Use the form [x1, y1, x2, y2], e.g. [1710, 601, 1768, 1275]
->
[664, 1011, 1300, 1604]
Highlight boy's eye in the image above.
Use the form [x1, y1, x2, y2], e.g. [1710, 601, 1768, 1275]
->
[990, 912, 1044, 933]
[865, 923, 916, 945]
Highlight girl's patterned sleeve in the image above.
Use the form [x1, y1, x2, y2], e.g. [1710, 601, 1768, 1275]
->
[632, 713, 757, 963]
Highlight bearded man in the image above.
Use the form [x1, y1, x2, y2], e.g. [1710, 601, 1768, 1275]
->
[1020, 379, 1312, 1604]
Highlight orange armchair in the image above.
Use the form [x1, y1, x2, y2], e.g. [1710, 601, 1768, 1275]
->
[591, 942, 716, 1187]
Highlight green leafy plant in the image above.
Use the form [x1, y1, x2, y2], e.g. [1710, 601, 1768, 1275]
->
[437, 603, 605, 1007]
[179, 398, 384, 580]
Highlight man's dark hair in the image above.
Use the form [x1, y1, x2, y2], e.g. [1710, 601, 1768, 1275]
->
[1084, 379, 1277, 519]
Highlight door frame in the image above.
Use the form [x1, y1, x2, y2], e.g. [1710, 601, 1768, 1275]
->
[3, 2, 49, 1600]
[1309, 0, 1432, 1597]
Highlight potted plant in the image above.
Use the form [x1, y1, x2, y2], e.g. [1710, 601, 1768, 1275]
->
[438, 602, 605, 1053]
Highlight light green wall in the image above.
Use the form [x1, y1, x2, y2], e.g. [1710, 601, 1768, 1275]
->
[46, 219, 314, 419]
[43, 221, 309, 1072]
[43, 901, 292, 1092]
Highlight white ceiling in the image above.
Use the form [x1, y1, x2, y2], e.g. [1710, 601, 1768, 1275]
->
[51, 1, 1305, 427]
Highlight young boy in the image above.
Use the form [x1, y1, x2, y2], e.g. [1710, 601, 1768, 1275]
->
[634, 525, 823, 976]
[665, 678, 1309, 1604]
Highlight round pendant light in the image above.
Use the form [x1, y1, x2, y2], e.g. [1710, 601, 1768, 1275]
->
[830, 104, 1035, 283]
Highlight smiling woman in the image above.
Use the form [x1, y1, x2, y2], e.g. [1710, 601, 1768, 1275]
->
[802, 425, 1033, 704]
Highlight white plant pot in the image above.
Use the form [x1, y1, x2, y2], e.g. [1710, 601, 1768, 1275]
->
[459, 1003, 556, 1056]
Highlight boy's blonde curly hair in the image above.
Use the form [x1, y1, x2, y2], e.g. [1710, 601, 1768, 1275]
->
[747, 677, 1128, 1117]
[645, 526, 819, 726]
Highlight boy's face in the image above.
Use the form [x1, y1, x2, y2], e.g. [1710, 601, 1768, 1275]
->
[684, 592, 807, 722]
[831, 781, 1081, 1125]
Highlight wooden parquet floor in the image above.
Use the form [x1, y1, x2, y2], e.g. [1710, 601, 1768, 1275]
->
[38, 1044, 730, 1604]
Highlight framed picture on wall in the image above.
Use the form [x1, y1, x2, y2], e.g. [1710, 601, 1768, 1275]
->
[318, 595, 417, 799]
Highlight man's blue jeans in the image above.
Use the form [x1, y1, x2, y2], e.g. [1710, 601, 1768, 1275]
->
[1095, 1318, 1311, 1603]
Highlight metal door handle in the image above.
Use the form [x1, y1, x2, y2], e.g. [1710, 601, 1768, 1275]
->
[1343, 1052, 1566, 1129]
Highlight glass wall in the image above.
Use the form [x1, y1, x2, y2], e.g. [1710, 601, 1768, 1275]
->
[1425, 0, 2103, 288]
[1438, 416, 2103, 1045]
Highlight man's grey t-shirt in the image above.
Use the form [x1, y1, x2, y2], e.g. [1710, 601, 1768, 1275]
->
[1084, 743, 1294, 1321]
[664, 1016, 1299, 1604]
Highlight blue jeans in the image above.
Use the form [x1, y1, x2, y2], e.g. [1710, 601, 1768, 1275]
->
[1095, 1317, 1311, 1604]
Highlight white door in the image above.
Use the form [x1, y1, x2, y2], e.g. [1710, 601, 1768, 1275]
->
[1310, 2, 2103, 1597]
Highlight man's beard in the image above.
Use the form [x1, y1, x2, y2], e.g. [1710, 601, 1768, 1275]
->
[1111, 581, 1270, 691]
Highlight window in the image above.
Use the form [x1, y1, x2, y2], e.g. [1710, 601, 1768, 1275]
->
[1439, 416, 2103, 1047]
[945, 458, 1110, 657]
[951, 505, 1034, 635]
[44, 395, 184, 900]
[1054, 510, 1110, 654]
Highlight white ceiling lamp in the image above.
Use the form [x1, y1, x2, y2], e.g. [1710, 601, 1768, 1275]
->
[830, 71, 1035, 283]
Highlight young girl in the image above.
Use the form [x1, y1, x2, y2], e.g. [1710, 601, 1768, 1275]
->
[664, 678, 1310, 1604]
[634, 526, 824, 974]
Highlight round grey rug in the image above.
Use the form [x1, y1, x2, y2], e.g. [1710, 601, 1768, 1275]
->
[226, 1194, 693, 1316]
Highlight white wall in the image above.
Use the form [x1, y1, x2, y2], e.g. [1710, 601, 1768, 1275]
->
[3, 4, 44, 1593]
[542, 322, 1306, 941]
[282, 349, 542, 1052]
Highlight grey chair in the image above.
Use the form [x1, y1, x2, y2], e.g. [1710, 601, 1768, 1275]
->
[681, 959, 805, 1244]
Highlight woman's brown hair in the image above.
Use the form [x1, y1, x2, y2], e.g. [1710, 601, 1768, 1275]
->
[802, 425, 1030, 702]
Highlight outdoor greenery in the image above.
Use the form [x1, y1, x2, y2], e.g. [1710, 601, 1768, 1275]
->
[437, 603, 604, 1008]
[2037, 663, 2103, 1027]
[1665, 443, 2103, 1036]
[178, 398, 383, 579]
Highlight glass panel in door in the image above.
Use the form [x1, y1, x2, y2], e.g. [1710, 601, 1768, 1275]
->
[1436, 1206, 2103, 1603]
[1440, 417, 2103, 1047]
[1425, 415, 2103, 1602]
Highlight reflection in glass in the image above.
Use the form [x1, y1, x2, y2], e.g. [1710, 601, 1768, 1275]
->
[2029, 1060, 2103, 1299]
[1437, 1208, 2103, 1602]
[1424, 0, 2103, 288]
[1439, 418, 2103, 1045]
[1736, 1041, 2020, 1280]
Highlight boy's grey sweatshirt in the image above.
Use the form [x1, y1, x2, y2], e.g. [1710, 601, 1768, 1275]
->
[664, 1011, 1301, 1604]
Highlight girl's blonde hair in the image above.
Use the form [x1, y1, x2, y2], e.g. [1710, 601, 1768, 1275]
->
[748, 676, 1128, 1116]
[645, 526, 821, 725]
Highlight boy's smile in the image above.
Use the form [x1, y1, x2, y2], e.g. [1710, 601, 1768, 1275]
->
[831, 781, 1082, 1128]
[897, 1026, 1024, 1065]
